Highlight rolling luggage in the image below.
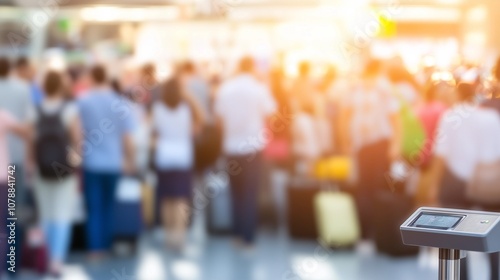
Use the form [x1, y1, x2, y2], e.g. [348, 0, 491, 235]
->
[374, 190, 419, 257]
[205, 170, 233, 235]
[70, 190, 88, 251]
[70, 223, 87, 252]
[22, 244, 48, 275]
[22, 227, 48, 275]
[114, 177, 144, 240]
[258, 165, 281, 230]
[314, 191, 360, 248]
[287, 180, 320, 239]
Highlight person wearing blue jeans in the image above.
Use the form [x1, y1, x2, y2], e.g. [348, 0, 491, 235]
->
[30, 71, 83, 277]
[78, 65, 135, 259]
[83, 172, 120, 251]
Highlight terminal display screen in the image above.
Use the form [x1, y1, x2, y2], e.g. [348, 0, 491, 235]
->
[412, 213, 464, 230]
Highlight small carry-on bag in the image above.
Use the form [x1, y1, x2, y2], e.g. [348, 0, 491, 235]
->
[22, 227, 49, 275]
[313, 156, 360, 248]
[287, 178, 320, 239]
[114, 176, 144, 240]
[314, 190, 360, 248]
[374, 190, 419, 257]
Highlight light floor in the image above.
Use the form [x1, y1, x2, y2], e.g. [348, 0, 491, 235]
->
[12, 225, 492, 280]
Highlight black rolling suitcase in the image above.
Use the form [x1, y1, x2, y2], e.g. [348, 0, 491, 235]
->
[374, 190, 419, 257]
[286, 179, 320, 239]
[70, 223, 87, 252]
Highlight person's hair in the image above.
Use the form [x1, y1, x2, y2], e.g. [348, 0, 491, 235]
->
[298, 61, 310, 77]
[388, 65, 406, 83]
[424, 81, 447, 102]
[301, 100, 315, 116]
[15, 57, 29, 69]
[111, 79, 123, 95]
[238, 56, 254, 73]
[0, 57, 10, 77]
[363, 59, 382, 78]
[162, 77, 182, 109]
[493, 56, 500, 81]
[43, 71, 63, 97]
[179, 61, 195, 74]
[456, 82, 475, 102]
[90, 65, 107, 85]
[141, 63, 155, 77]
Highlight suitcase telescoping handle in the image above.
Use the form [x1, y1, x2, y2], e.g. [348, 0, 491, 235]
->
[319, 179, 340, 193]
[290, 175, 316, 187]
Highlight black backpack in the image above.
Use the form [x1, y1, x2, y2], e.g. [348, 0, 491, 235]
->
[35, 105, 73, 179]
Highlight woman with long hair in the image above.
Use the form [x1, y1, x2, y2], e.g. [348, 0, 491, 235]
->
[152, 76, 204, 250]
[33, 71, 82, 277]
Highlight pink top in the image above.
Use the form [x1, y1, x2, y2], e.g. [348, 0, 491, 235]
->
[0, 111, 17, 183]
[416, 101, 447, 166]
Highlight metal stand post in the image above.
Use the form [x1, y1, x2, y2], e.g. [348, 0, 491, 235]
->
[439, 248, 466, 280]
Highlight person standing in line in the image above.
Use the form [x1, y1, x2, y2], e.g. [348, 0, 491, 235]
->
[291, 62, 331, 155]
[290, 61, 316, 110]
[153, 76, 204, 250]
[32, 71, 82, 277]
[291, 102, 322, 175]
[14, 57, 44, 106]
[118, 76, 152, 178]
[0, 56, 35, 270]
[414, 82, 450, 207]
[78, 65, 136, 260]
[482, 56, 500, 114]
[430, 83, 500, 280]
[339, 59, 401, 239]
[215, 57, 276, 248]
[135, 63, 161, 110]
[0, 110, 30, 280]
[178, 61, 212, 121]
[387, 64, 421, 107]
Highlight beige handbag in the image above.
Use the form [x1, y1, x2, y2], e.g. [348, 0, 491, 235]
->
[467, 161, 500, 205]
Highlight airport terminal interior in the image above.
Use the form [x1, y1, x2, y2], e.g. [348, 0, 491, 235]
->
[1, 0, 500, 280]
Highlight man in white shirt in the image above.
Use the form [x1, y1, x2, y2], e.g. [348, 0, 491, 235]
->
[432, 82, 500, 280]
[215, 57, 276, 247]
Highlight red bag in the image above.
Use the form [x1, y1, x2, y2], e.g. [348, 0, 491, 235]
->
[22, 228, 48, 274]
[263, 138, 289, 162]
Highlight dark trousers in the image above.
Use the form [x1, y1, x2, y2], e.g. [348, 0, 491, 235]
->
[83, 171, 120, 252]
[227, 153, 262, 244]
[355, 140, 391, 239]
[440, 167, 500, 280]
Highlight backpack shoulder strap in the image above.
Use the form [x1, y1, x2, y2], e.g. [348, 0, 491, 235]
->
[36, 105, 48, 121]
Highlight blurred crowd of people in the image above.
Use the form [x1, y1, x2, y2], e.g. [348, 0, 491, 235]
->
[1, 53, 500, 280]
